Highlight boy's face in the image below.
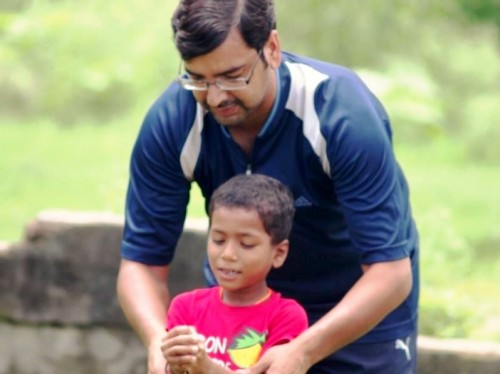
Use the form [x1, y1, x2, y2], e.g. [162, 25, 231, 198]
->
[208, 206, 288, 305]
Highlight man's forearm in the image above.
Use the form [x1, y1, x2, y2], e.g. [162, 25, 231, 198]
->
[117, 259, 170, 347]
[291, 258, 413, 368]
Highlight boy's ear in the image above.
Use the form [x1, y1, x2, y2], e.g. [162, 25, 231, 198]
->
[272, 239, 289, 268]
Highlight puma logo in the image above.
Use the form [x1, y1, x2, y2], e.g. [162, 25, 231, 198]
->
[395, 336, 411, 361]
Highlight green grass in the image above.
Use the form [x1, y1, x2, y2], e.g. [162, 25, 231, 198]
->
[397, 140, 500, 242]
[1, 120, 132, 240]
[396, 139, 500, 341]
[1, 121, 499, 342]
[0, 119, 207, 242]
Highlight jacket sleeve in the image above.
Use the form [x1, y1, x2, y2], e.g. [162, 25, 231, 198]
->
[121, 85, 195, 265]
[322, 72, 413, 264]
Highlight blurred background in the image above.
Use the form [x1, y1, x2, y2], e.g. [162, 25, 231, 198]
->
[1, 0, 499, 342]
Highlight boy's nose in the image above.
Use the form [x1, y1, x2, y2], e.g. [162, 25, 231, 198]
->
[221, 242, 237, 261]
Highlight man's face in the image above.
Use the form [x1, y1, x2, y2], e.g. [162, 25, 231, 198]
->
[182, 29, 277, 129]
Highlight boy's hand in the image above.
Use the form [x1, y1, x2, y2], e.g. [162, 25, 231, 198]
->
[162, 326, 206, 374]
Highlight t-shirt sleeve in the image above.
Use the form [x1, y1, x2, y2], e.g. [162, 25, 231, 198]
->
[166, 293, 190, 330]
[263, 299, 308, 349]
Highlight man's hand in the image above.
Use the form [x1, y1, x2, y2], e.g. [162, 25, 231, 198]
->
[162, 326, 206, 374]
[116, 260, 171, 373]
[148, 333, 168, 374]
[243, 343, 310, 374]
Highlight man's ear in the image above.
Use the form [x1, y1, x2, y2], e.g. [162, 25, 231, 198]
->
[272, 239, 289, 268]
[264, 30, 282, 69]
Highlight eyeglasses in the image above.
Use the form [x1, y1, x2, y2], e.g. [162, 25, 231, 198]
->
[178, 50, 262, 91]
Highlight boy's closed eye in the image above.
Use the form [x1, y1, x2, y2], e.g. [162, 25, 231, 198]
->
[240, 241, 257, 249]
[210, 237, 225, 245]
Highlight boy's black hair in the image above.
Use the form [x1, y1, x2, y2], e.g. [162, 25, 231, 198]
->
[209, 174, 294, 244]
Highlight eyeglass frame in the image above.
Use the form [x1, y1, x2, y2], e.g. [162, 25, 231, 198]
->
[177, 49, 263, 91]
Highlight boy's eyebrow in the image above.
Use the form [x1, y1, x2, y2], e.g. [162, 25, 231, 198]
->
[210, 228, 258, 237]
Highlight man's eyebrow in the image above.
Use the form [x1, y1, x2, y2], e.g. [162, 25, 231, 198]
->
[184, 64, 244, 78]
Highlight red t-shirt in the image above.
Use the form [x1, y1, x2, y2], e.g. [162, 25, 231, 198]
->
[166, 287, 308, 370]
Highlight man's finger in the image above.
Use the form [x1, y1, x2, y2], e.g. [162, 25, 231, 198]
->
[243, 360, 268, 374]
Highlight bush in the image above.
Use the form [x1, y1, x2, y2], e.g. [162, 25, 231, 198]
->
[277, 0, 500, 163]
[462, 94, 500, 163]
[420, 289, 481, 338]
[417, 22, 500, 162]
[0, 1, 177, 124]
[359, 62, 445, 143]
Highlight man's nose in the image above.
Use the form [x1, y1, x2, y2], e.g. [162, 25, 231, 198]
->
[206, 83, 229, 108]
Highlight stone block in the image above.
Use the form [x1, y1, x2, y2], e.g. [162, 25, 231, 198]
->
[0, 210, 208, 326]
[418, 336, 500, 374]
[0, 323, 145, 374]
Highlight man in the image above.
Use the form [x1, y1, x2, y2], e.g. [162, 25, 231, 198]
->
[117, 0, 419, 373]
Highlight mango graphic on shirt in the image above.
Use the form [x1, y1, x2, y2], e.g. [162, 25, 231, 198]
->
[228, 328, 267, 368]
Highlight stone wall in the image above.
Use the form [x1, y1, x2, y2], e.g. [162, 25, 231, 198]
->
[0, 210, 499, 374]
[0, 210, 207, 374]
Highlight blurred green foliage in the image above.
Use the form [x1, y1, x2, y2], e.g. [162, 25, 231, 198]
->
[420, 289, 481, 339]
[276, 0, 500, 162]
[0, 0, 177, 123]
[2, 0, 499, 159]
[458, 0, 500, 29]
[1, 0, 500, 340]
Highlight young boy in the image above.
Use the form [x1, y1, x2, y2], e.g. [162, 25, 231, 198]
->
[162, 174, 308, 374]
